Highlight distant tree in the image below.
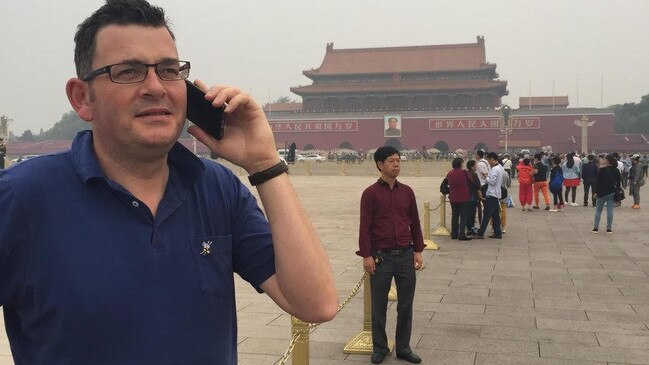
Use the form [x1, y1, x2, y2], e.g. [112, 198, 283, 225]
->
[39, 111, 90, 140]
[611, 93, 649, 134]
[273, 96, 295, 104]
[20, 129, 36, 141]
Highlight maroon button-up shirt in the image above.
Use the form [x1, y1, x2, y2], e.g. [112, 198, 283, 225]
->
[357, 179, 425, 258]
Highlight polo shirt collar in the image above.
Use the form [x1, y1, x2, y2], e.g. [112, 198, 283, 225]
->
[71, 130, 205, 187]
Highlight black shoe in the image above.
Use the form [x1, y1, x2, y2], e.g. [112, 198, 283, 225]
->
[488, 234, 502, 239]
[473, 235, 484, 239]
[458, 236, 472, 241]
[532, 205, 540, 209]
[583, 203, 588, 207]
[371, 352, 386, 364]
[396, 351, 422, 364]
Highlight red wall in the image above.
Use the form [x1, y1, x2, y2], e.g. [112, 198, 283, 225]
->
[268, 109, 616, 152]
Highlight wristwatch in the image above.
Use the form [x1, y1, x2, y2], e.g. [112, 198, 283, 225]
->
[248, 160, 289, 186]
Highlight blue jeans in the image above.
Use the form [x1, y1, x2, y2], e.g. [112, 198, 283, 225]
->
[478, 196, 501, 236]
[594, 193, 615, 230]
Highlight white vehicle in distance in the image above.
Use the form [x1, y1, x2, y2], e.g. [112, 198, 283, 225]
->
[11, 154, 41, 164]
[300, 153, 326, 162]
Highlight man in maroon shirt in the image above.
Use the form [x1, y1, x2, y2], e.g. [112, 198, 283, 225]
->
[357, 146, 424, 364]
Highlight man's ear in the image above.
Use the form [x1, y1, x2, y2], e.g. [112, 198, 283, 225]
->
[65, 78, 93, 122]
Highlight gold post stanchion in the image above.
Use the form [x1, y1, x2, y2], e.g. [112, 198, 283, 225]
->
[306, 161, 312, 176]
[291, 316, 309, 365]
[344, 273, 393, 355]
[388, 285, 397, 301]
[416, 159, 422, 177]
[339, 162, 347, 176]
[423, 201, 440, 250]
[431, 194, 451, 236]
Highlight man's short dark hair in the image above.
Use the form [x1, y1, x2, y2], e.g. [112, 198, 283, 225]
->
[451, 157, 463, 168]
[606, 154, 617, 166]
[74, 0, 174, 78]
[374, 146, 400, 170]
[476, 149, 485, 158]
[485, 152, 498, 160]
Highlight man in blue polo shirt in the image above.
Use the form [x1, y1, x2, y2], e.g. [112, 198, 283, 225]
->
[0, 0, 337, 364]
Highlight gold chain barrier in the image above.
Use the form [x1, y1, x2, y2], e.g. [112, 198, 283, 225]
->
[278, 273, 367, 365]
[431, 194, 451, 236]
[423, 201, 440, 250]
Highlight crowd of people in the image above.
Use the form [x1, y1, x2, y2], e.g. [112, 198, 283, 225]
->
[444, 149, 646, 239]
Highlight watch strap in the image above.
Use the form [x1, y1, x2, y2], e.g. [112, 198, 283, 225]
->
[248, 160, 289, 186]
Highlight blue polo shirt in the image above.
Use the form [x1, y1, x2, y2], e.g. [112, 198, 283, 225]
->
[0, 130, 276, 364]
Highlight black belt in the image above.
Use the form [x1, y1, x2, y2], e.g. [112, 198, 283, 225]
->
[376, 246, 412, 256]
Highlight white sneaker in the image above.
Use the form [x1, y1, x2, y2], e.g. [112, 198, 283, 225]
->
[572, 202, 579, 206]
[549, 208, 558, 212]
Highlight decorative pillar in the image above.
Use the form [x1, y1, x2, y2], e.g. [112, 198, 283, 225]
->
[499, 105, 512, 153]
[573, 115, 596, 154]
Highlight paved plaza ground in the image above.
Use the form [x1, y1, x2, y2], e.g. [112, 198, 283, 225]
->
[2, 160, 649, 364]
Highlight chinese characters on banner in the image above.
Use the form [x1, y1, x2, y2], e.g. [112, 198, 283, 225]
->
[428, 117, 541, 130]
[270, 121, 359, 133]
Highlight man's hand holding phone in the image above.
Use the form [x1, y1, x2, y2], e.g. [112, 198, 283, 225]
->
[186, 80, 278, 174]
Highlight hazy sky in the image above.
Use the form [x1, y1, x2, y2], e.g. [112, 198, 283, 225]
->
[1, 0, 648, 135]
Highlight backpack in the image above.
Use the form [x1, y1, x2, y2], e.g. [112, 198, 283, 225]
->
[550, 169, 564, 190]
[440, 177, 450, 195]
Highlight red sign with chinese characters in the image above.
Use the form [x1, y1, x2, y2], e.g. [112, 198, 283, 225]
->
[428, 117, 541, 130]
[270, 121, 359, 133]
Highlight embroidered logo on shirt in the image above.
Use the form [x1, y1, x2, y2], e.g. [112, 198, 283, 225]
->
[200, 241, 213, 256]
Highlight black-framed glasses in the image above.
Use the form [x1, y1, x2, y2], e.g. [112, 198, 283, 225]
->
[82, 60, 191, 84]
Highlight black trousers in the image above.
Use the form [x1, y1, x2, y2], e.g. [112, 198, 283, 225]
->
[466, 199, 478, 232]
[477, 196, 501, 236]
[370, 248, 416, 355]
[583, 178, 597, 205]
[451, 201, 470, 238]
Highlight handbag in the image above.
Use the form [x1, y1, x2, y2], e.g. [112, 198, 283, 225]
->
[606, 168, 625, 202]
[615, 188, 625, 202]
[440, 177, 450, 195]
[638, 178, 646, 187]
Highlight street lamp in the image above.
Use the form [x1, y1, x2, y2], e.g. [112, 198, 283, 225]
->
[498, 105, 512, 153]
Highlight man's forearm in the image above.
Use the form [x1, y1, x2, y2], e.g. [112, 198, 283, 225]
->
[256, 173, 338, 321]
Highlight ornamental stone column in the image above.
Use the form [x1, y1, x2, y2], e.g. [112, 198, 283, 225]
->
[574, 115, 596, 154]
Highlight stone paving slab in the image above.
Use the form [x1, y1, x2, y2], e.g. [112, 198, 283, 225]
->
[2, 165, 649, 364]
[475, 353, 606, 365]
[479, 326, 599, 345]
[540, 342, 649, 363]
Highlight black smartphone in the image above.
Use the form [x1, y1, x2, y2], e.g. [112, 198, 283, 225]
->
[185, 80, 226, 140]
